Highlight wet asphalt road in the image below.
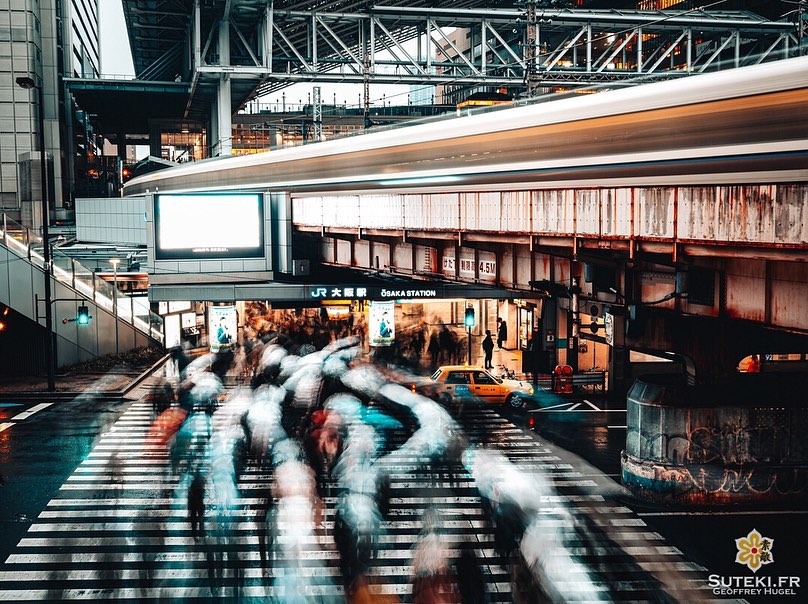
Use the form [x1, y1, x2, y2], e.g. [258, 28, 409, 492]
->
[0, 396, 129, 563]
[501, 398, 808, 603]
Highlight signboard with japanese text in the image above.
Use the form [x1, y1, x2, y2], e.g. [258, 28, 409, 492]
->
[369, 301, 395, 347]
[305, 283, 514, 302]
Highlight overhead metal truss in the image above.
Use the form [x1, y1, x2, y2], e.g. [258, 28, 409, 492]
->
[183, 4, 799, 102]
[118, 1, 802, 155]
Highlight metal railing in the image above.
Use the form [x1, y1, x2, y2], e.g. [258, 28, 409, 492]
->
[0, 213, 164, 344]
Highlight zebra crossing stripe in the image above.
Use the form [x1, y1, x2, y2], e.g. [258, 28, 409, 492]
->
[0, 379, 716, 603]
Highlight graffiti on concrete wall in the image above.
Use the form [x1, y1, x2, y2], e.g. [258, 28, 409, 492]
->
[622, 453, 808, 503]
[624, 402, 808, 503]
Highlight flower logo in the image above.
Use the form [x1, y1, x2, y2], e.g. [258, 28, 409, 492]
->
[735, 529, 774, 573]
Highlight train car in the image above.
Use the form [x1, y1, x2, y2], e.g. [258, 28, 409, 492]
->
[456, 90, 513, 111]
[124, 56, 808, 197]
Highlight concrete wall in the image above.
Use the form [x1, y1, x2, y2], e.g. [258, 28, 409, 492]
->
[622, 374, 808, 505]
[76, 197, 147, 245]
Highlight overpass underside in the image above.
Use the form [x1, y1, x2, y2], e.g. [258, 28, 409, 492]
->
[294, 181, 808, 381]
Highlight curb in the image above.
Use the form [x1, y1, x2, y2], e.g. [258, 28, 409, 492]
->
[0, 354, 170, 403]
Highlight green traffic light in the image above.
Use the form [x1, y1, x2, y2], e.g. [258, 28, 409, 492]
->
[464, 307, 475, 327]
[77, 305, 90, 324]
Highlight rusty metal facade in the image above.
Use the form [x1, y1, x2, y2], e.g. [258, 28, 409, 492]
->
[293, 184, 808, 246]
[305, 183, 808, 334]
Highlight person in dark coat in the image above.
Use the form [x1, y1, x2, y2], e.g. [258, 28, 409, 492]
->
[481, 330, 494, 370]
[526, 327, 541, 386]
[456, 541, 487, 604]
[188, 471, 206, 542]
[496, 317, 508, 350]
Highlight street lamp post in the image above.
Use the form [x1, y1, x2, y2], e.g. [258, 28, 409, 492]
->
[110, 258, 120, 357]
[16, 76, 54, 391]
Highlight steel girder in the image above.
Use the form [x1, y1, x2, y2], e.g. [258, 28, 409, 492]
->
[190, 4, 798, 105]
[123, 1, 800, 120]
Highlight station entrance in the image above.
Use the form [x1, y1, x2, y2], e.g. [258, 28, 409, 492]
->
[152, 277, 611, 383]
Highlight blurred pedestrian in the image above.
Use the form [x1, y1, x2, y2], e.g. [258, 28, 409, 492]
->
[411, 508, 459, 603]
[456, 542, 486, 604]
[481, 330, 494, 370]
[428, 332, 440, 368]
[188, 471, 206, 542]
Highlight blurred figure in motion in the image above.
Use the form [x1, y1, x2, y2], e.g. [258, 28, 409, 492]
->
[411, 508, 459, 604]
[188, 470, 206, 542]
[150, 379, 175, 415]
[350, 574, 400, 603]
[267, 438, 336, 601]
[170, 342, 191, 379]
[456, 541, 487, 604]
[428, 330, 440, 369]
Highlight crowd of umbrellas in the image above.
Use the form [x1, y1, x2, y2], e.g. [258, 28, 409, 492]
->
[140, 336, 697, 603]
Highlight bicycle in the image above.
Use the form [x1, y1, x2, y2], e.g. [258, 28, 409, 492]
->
[497, 364, 516, 380]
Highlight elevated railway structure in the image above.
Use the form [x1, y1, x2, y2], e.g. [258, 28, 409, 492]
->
[124, 56, 808, 381]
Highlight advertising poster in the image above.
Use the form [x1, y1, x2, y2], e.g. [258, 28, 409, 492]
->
[209, 305, 237, 352]
[369, 301, 395, 347]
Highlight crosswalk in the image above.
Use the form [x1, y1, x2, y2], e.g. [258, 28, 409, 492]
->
[0, 384, 730, 602]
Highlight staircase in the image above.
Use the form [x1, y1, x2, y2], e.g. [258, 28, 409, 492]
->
[0, 214, 163, 368]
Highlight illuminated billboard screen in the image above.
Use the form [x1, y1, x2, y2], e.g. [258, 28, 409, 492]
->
[154, 193, 264, 260]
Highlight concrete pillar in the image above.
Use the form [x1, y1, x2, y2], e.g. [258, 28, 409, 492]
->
[216, 77, 232, 156]
[214, 18, 232, 156]
[117, 130, 127, 165]
[149, 123, 162, 158]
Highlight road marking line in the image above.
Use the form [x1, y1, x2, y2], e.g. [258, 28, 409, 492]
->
[607, 425, 627, 429]
[638, 510, 808, 517]
[10, 402, 52, 422]
[531, 401, 576, 411]
[0, 422, 14, 433]
[583, 399, 601, 410]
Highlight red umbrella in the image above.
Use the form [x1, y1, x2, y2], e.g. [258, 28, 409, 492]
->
[147, 407, 188, 446]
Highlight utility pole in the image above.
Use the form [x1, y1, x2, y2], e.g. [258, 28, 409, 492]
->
[110, 258, 120, 357]
[363, 51, 371, 129]
[524, 0, 539, 98]
[17, 76, 54, 391]
[312, 86, 322, 142]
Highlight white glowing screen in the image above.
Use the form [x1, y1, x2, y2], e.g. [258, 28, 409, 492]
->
[156, 194, 262, 251]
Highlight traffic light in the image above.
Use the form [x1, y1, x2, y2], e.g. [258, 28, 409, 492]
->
[77, 305, 90, 325]
[464, 307, 475, 328]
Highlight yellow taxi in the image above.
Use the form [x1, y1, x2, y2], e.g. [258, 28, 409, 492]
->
[429, 365, 534, 408]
